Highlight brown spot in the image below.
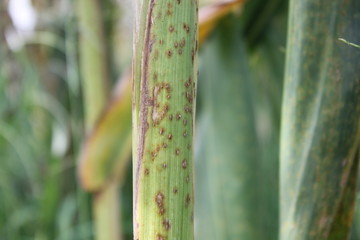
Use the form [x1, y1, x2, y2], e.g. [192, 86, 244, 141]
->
[183, 131, 187, 137]
[166, 50, 173, 57]
[182, 159, 187, 169]
[169, 114, 173, 120]
[152, 84, 170, 125]
[159, 128, 164, 135]
[185, 194, 191, 208]
[183, 119, 188, 125]
[153, 49, 159, 60]
[144, 168, 150, 175]
[166, 9, 173, 15]
[179, 38, 186, 48]
[183, 23, 190, 33]
[186, 175, 190, 183]
[176, 113, 182, 120]
[169, 25, 174, 32]
[175, 148, 180, 155]
[162, 143, 167, 148]
[167, 2, 173, 8]
[167, 94, 171, 99]
[174, 42, 178, 48]
[173, 188, 178, 194]
[162, 219, 171, 231]
[168, 134, 172, 140]
[153, 72, 158, 80]
[186, 91, 193, 103]
[156, 233, 166, 240]
[151, 152, 157, 158]
[177, 0, 181, 4]
[191, 48, 195, 63]
[164, 83, 171, 90]
[159, 39, 164, 45]
[184, 105, 191, 113]
[163, 163, 167, 169]
[155, 192, 165, 215]
[178, 49, 182, 55]
[184, 81, 190, 88]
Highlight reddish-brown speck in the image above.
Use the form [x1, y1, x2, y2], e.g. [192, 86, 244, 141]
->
[166, 50, 173, 57]
[162, 143, 168, 148]
[162, 219, 171, 231]
[168, 134, 172, 140]
[155, 192, 165, 215]
[174, 42, 178, 48]
[186, 175, 190, 183]
[159, 128, 164, 135]
[159, 39, 164, 45]
[145, 168, 150, 175]
[173, 188, 178, 194]
[182, 159, 187, 169]
[176, 113, 182, 120]
[183, 131, 187, 137]
[186, 194, 191, 208]
[163, 163, 167, 169]
[169, 25, 174, 32]
[156, 233, 166, 240]
[175, 148, 180, 155]
[169, 114, 173, 120]
[180, 38, 186, 48]
[183, 119, 188, 125]
[166, 9, 173, 15]
[183, 23, 190, 33]
[178, 49, 182, 55]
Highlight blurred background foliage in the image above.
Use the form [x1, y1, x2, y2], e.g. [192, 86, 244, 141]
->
[0, 0, 358, 240]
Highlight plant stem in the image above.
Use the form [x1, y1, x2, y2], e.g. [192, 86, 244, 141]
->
[132, 0, 198, 239]
[77, 0, 120, 239]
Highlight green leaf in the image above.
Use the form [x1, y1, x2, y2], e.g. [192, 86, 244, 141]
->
[280, 0, 360, 239]
[78, 75, 132, 191]
[198, 15, 260, 239]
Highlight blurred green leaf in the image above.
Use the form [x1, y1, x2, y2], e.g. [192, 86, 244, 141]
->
[78, 74, 132, 191]
[198, 15, 260, 239]
[280, 0, 360, 239]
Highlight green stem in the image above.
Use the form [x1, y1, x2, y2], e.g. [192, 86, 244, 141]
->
[132, 0, 198, 239]
[93, 183, 121, 240]
[77, 0, 120, 239]
[78, 0, 108, 130]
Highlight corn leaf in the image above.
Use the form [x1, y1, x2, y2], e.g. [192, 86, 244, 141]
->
[78, 74, 132, 191]
[280, 0, 360, 239]
[198, 15, 260, 239]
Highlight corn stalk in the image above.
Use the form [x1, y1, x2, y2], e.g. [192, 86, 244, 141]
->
[280, 0, 360, 239]
[132, 0, 198, 238]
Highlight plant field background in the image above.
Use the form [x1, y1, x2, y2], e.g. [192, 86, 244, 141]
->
[0, 0, 359, 239]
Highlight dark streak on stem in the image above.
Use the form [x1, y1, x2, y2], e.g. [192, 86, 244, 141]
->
[134, 0, 156, 232]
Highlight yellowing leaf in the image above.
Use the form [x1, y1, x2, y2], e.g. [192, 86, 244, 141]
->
[199, 0, 245, 46]
[78, 73, 132, 191]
